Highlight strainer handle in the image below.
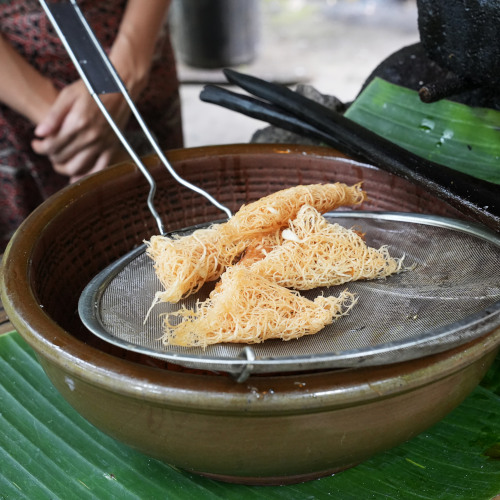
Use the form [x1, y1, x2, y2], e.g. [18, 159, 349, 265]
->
[39, 0, 232, 234]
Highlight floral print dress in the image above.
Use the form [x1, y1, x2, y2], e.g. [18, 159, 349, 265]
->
[0, 0, 183, 251]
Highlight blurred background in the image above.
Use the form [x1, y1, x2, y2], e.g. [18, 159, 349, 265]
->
[170, 0, 419, 147]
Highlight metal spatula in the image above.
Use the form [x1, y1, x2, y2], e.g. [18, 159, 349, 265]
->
[39, 0, 232, 235]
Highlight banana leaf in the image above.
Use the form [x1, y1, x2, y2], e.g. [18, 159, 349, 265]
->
[345, 77, 500, 184]
[1, 331, 499, 499]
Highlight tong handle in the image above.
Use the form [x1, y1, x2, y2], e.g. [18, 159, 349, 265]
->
[42, 1, 119, 95]
[40, 0, 232, 234]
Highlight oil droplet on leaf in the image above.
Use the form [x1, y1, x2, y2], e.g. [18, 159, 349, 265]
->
[436, 128, 454, 148]
[419, 118, 435, 132]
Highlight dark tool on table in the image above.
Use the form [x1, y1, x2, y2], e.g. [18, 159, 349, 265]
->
[200, 68, 499, 233]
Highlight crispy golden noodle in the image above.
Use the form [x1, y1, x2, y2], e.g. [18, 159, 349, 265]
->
[235, 229, 282, 266]
[248, 205, 404, 289]
[223, 182, 366, 239]
[147, 225, 246, 304]
[162, 267, 357, 347]
[146, 183, 366, 303]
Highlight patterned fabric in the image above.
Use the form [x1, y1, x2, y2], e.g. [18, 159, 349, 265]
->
[0, 0, 183, 251]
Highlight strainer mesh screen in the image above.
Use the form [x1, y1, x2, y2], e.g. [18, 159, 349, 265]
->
[88, 213, 500, 373]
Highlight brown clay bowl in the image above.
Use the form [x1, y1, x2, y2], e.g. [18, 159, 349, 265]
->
[2, 144, 499, 485]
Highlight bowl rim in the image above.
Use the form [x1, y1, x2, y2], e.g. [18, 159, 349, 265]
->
[2, 143, 498, 414]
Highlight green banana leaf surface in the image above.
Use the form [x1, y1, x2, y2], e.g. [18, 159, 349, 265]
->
[345, 77, 500, 184]
[1, 331, 499, 499]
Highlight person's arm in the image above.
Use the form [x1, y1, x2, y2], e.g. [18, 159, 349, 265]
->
[109, 0, 172, 99]
[0, 33, 58, 124]
[32, 0, 171, 181]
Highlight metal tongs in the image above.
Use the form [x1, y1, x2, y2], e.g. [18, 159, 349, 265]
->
[200, 69, 500, 233]
[39, 0, 232, 235]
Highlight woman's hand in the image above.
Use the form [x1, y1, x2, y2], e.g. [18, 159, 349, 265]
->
[31, 0, 171, 182]
[31, 80, 131, 181]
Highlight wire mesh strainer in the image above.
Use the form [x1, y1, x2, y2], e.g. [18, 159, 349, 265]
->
[79, 212, 500, 381]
